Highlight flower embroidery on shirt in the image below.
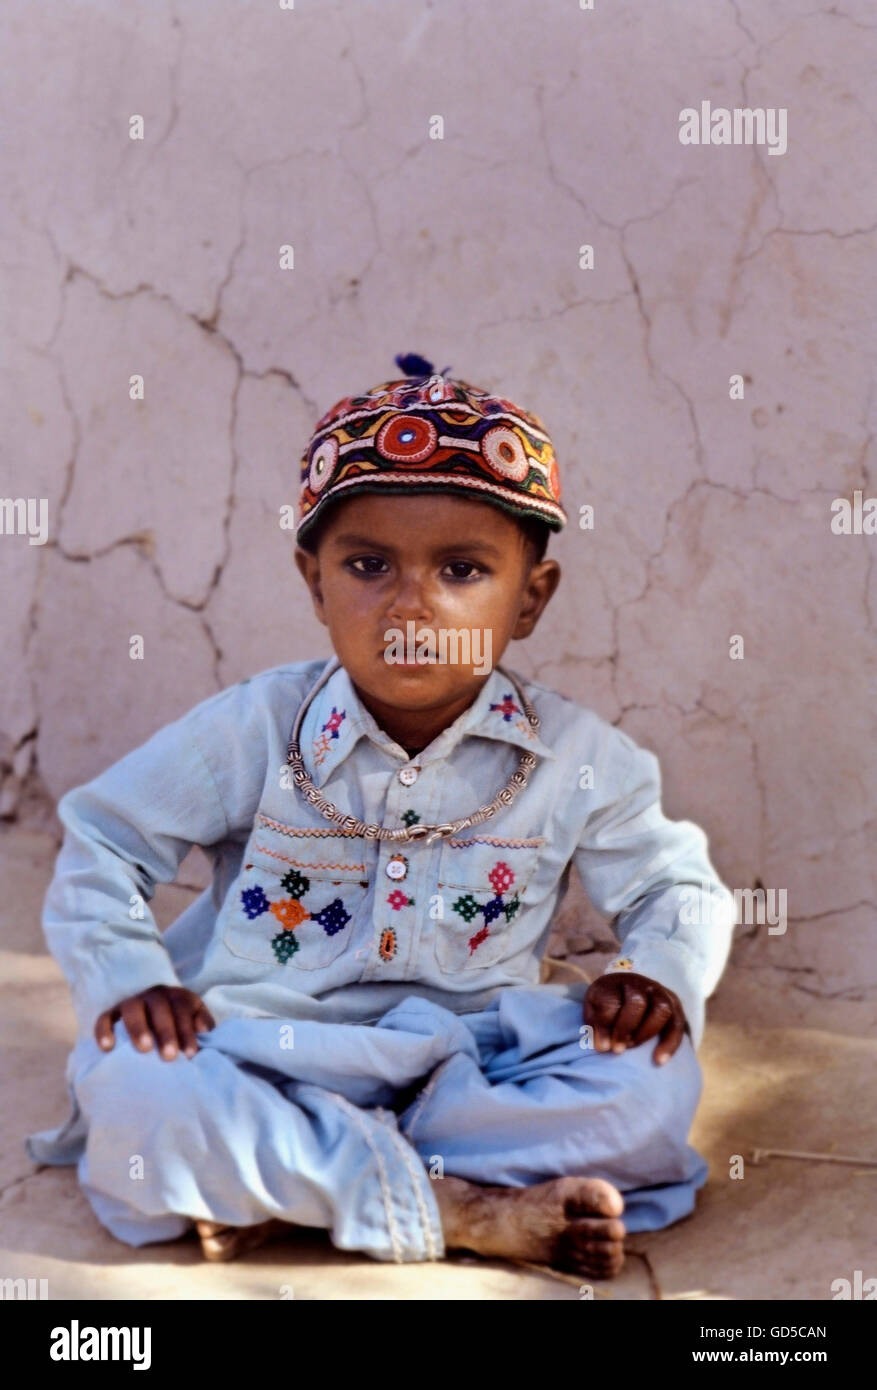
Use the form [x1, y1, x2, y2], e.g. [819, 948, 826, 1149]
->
[468, 925, 489, 953]
[281, 868, 310, 898]
[323, 706, 346, 738]
[241, 885, 270, 919]
[481, 895, 506, 925]
[270, 898, 308, 931]
[610, 957, 634, 970]
[450, 861, 521, 954]
[451, 892, 480, 923]
[272, 930, 300, 963]
[312, 899, 351, 936]
[379, 927, 397, 960]
[400, 809, 420, 827]
[387, 889, 414, 910]
[490, 693, 522, 722]
[240, 876, 352, 962]
[313, 706, 346, 767]
[488, 861, 514, 893]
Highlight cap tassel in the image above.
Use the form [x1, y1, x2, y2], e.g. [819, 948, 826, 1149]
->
[394, 352, 452, 380]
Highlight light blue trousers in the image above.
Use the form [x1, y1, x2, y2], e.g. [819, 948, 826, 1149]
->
[61, 986, 708, 1263]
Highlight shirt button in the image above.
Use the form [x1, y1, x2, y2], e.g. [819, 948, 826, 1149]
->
[398, 766, 419, 786]
[385, 854, 408, 881]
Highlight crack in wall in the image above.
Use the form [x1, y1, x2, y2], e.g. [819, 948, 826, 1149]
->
[10, 219, 327, 815]
[728, 0, 757, 48]
[729, 958, 877, 1001]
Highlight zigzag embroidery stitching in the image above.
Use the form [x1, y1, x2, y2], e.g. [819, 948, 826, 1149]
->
[446, 835, 544, 848]
[252, 842, 366, 873]
[256, 814, 362, 839]
[313, 731, 333, 767]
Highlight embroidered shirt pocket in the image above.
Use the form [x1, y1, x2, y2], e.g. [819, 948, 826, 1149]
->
[222, 823, 368, 972]
[434, 837, 543, 972]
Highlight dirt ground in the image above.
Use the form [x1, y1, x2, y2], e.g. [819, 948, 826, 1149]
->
[3, 826, 874, 1301]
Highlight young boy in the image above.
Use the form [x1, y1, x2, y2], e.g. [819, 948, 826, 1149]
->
[27, 355, 736, 1279]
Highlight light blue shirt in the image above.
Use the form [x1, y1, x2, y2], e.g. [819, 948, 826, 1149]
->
[43, 658, 735, 1050]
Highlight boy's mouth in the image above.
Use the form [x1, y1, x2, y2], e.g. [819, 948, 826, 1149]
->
[377, 649, 429, 668]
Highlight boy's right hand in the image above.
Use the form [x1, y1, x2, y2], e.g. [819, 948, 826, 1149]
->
[94, 985, 216, 1061]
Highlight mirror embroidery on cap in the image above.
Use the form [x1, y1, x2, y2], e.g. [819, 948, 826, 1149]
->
[295, 355, 567, 547]
[240, 866, 352, 965]
[451, 860, 521, 956]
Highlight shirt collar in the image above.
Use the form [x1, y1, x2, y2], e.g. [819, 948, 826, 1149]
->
[302, 658, 555, 789]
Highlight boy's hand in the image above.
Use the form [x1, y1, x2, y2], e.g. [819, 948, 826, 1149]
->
[95, 985, 216, 1061]
[584, 972, 686, 1066]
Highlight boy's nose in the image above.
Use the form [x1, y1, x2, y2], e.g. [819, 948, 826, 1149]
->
[386, 574, 434, 624]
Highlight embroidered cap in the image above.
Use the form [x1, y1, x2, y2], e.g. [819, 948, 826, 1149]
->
[296, 352, 567, 544]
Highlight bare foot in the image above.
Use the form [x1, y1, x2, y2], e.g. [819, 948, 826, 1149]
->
[433, 1175, 626, 1279]
[195, 1217, 288, 1263]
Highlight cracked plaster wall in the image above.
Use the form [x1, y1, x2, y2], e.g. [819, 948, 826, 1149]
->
[1, 0, 874, 998]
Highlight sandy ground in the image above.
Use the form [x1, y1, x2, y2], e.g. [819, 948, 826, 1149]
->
[2, 825, 875, 1301]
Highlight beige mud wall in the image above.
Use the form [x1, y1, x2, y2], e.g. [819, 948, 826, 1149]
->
[2, 0, 874, 998]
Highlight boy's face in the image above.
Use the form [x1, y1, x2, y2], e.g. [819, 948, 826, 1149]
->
[295, 493, 560, 744]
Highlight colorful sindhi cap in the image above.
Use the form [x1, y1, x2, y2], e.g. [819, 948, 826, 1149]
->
[296, 353, 567, 544]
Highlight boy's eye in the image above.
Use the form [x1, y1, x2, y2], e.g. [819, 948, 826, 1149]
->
[347, 556, 389, 575]
[442, 560, 484, 580]
[345, 557, 485, 580]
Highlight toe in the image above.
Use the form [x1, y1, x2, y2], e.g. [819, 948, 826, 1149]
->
[563, 1177, 625, 1220]
[572, 1216, 626, 1242]
[200, 1235, 239, 1263]
[195, 1220, 228, 1237]
[581, 1238, 622, 1256]
[583, 1243, 625, 1276]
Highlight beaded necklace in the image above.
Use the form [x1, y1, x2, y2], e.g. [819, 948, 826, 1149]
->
[286, 657, 540, 846]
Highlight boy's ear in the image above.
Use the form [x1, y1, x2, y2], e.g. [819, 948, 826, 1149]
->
[294, 546, 328, 627]
[512, 559, 561, 640]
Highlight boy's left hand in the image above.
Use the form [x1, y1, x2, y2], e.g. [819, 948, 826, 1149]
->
[584, 972, 687, 1066]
